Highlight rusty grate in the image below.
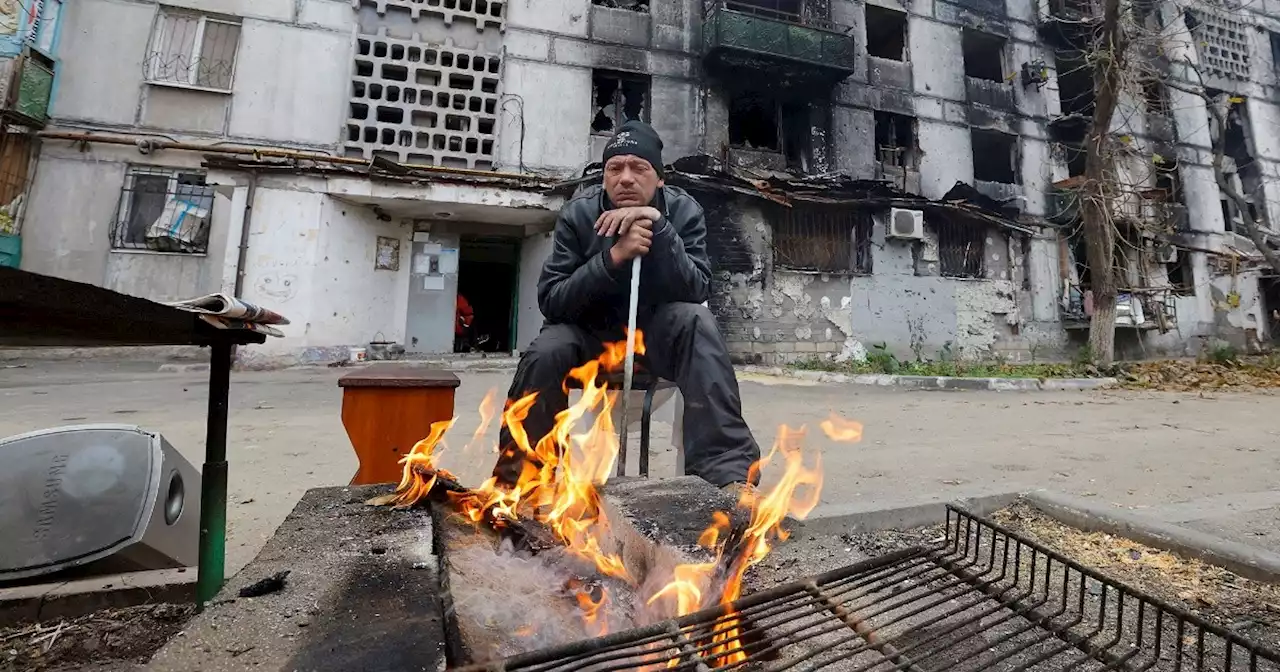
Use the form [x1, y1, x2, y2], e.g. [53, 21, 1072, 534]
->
[456, 506, 1280, 672]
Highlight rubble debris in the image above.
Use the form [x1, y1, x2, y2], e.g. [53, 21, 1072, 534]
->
[238, 570, 291, 598]
[1121, 357, 1280, 391]
[0, 604, 194, 671]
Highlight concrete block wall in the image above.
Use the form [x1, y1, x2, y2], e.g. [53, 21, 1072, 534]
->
[345, 29, 502, 168]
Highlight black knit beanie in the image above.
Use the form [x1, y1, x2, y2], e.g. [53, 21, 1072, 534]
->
[602, 120, 664, 177]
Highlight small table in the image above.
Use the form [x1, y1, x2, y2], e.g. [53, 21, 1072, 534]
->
[0, 267, 266, 608]
[338, 365, 461, 486]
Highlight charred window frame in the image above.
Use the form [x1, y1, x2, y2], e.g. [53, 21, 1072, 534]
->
[933, 214, 987, 278]
[874, 111, 918, 170]
[111, 166, 215, 254]
[773, 203, 873, 275]
[593, 0, 650, 12]
[971, 129, 1019, 184]
[961, 30, 1006, 82]
[1140, 77, 1171, 116]
[1166, 248, 1196, 296]
[591, 70, 650, 135]
[865, 5, 908, 61]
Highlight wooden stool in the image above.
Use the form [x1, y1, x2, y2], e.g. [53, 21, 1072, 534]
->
[338, 365, 460, 486]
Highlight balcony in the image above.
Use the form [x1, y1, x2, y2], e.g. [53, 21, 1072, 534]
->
[703, 1, 857, 87]
[0, 48, 55, 127]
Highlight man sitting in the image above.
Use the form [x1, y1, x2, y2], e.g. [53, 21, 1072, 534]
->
[491, 121, 761, 496]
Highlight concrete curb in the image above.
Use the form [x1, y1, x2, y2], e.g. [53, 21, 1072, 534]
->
[741, 366, 1118, 391]
[0, 568, 195, 627]
[802, 490, 1025, 537]
[1022, 491, 1280, 584]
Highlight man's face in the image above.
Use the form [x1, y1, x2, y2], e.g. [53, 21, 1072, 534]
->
[604, 155, 664, 207]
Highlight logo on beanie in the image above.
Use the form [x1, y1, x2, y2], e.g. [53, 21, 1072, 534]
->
[607, 131, 639, 151]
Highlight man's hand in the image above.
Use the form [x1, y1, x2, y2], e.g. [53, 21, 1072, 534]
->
[595, 206, 661, 238]
[609, 222, 653, 267]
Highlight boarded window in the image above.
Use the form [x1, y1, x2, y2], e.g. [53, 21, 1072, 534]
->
[934, 215, 986, 278]
[773, 204, 873, 274]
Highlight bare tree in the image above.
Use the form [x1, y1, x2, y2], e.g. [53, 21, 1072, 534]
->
[1077, 0, 1130, 365]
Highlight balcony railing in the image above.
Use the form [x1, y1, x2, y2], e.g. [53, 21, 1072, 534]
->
[703, 1, 857, 75]
[0, 49, 55, 127]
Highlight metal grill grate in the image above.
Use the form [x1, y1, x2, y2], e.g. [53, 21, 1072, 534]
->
[457, 506, 1280, 672]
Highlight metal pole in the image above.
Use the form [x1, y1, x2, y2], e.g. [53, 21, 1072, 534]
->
[617, 256, 642, 478]
[196, 341, 232, 609]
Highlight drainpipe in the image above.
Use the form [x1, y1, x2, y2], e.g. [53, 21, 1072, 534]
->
[233, 172, 257, 298]
[229, 172, 257, 364]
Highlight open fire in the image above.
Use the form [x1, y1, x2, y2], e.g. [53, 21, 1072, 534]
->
[373, 333, 862, 666]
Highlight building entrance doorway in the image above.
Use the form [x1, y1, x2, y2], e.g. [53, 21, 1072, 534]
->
[455, 235, 520, 353]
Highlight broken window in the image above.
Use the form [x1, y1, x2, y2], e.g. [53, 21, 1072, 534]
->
[874, 111, 917, 169]
[962, 30, 1005, 82]
[1166, 249, 1195, 296]
[865, 5, 908, 61]
[933, 214, 986, 278]
[971, 129, 1018, 184]
[1141, 77, 1170, 116]
[726, 0, 802, 21]
[592, 0, 649, 12]
[591, 70, 650, 135]
[1208, 90, 1269, 232]
[729, 91, 780, 151]
[773, 203, 873, 274]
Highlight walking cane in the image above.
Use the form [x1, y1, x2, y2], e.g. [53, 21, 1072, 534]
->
[616, 255, 641, 478]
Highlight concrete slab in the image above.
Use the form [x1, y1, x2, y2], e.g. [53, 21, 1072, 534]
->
[145, 485, 446, 672]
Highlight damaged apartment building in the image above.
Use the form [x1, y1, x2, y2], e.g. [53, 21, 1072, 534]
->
[10, 0, 1280, 364]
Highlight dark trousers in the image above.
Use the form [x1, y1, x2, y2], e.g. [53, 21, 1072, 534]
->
[493, 302, 760, 488]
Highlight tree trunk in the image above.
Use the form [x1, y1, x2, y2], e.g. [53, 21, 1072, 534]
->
[1081, 0, 1126, 366]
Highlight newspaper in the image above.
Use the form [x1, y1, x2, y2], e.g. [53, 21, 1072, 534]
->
[167, 293, 290, 338]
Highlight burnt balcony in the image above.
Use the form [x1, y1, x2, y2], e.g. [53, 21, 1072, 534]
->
[1038, 0, 1103, 49]
[703, 1, 858, 88]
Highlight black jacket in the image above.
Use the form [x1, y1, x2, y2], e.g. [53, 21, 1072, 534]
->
[537, 184, 712, 330]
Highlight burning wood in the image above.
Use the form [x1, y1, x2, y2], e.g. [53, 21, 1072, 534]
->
[370, 335, 863, 665]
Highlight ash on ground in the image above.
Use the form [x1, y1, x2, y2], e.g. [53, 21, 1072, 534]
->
[0, 603, 194, 672]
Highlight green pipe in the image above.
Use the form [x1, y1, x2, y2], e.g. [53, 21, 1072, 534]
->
[196, 342, 233, 608]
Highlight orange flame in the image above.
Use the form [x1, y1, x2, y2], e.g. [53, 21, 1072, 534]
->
[820, 415, 864, 443]
[383, 331, 858, 654]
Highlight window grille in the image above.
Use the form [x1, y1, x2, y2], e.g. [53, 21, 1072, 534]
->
[773, 204, 873, 274]
[145, 10, 241, 91]
[934, 215, 986, 278]
[0, 126, 36, 237]
[111, 167, 215, 254]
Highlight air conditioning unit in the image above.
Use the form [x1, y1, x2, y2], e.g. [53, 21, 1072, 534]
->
[0, 425, 201, 583]
[887, 208, 925, 241]
[1154, 243, 1178, 264]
